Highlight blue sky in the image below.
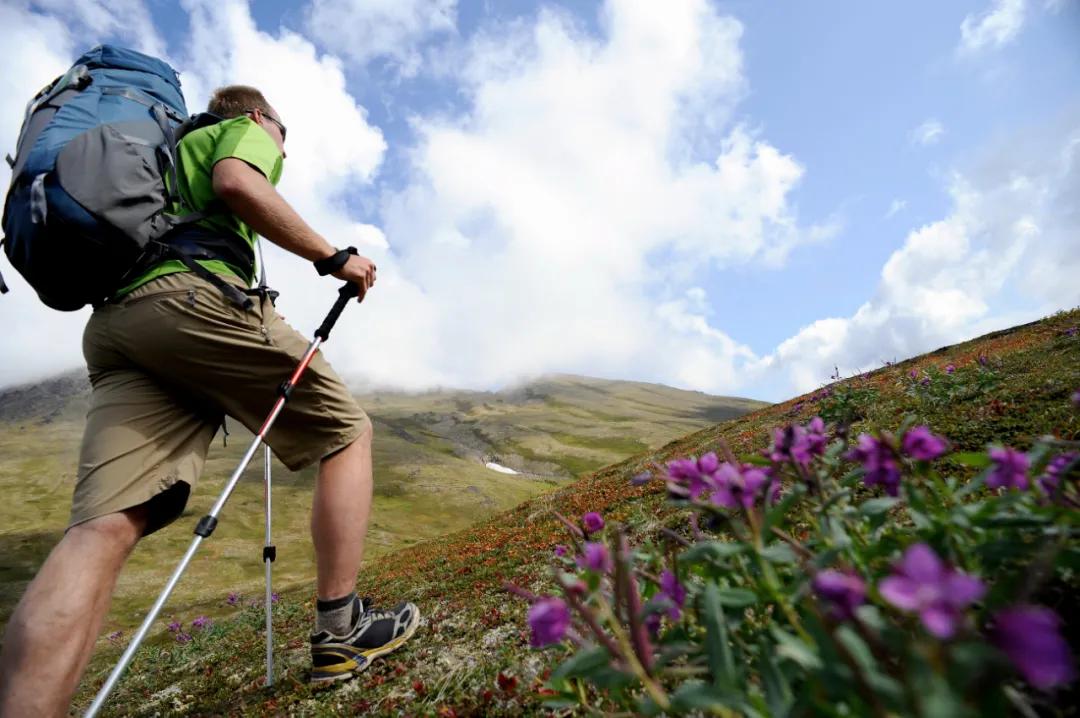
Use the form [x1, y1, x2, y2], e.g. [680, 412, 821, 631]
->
[1, 0, 1078, 398]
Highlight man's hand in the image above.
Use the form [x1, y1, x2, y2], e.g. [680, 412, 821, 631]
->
[332, 254, 376, 301]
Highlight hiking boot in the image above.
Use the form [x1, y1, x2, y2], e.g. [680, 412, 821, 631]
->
[310, 600, 421, 683]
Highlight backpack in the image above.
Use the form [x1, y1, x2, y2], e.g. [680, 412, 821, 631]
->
[1, 45, 252, 311]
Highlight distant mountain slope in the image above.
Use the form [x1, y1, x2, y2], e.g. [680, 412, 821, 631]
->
[0, 372, 764, 634]
[69, 308, 1079, 716]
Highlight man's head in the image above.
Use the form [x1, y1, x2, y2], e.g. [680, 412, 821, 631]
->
[208, 85, 287, 157]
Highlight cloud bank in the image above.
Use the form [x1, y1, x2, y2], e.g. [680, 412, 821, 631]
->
[0, 0, 1076, 405]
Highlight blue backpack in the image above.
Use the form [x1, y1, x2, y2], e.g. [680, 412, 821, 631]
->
[1, 45, 251, 311]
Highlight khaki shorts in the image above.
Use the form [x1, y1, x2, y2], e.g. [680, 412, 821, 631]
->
[71, 271, 370, 535]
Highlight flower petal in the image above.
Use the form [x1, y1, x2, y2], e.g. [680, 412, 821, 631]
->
[902, 543, 944, 584]
[879, 576, 921, 611]
[944, 572, 986, 607]
[920, 605, 958, 639]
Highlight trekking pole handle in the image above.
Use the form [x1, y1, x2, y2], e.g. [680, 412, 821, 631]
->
[315, 282, 360, 341]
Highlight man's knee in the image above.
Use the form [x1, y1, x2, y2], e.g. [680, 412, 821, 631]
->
[66, 508, 147, 553]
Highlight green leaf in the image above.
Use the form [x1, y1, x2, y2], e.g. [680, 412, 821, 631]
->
[635, 695, 664, 717]
[540, 696, 580, 710]
[820, 488, 853, 512]
[984, 514, 1050, 529]
[858, 497, 899, 517]
[550, 645, 612, 682]
[680, 540, 747, 565]
[763, 484, 806, 532]
[951, 452, 991, 468]
[770, 626, 823, 670]
[589, 666, 636, 691]
[835, 626, 903, 701]
[760, 543, 797, 565]
[669, 681, 748, 712]
[829, 519, 852, 549]
[703, 583, 737, 687]
[715, 588, 759, 607]
[759, 636, 794, 718]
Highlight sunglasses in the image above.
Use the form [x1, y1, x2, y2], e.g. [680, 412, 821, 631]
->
[245, 109, 287, 142]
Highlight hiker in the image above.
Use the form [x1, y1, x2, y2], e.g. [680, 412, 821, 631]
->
[0, 85, 419, 715]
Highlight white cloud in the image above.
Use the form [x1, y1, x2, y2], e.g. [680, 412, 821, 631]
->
[910, 119, 945, 146]
[305, 0, 456, 74]
[27, 0, 166, 57]
[0, 0, 394, 387]
[885, 198, 907, 218]
[0, 4, 88, 387]
[3, 0, 1073, 408]
[761, 116, 1080, 396]
[374, 0, 818, 393]
[959, 0, 1026, 54]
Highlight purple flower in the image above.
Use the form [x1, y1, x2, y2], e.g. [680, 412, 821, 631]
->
[977, 354, 989, 367]
[944, 364, 956, 375]
[167, 620, 182, 634]
[990, 605, 1076, 689]
[710, 462, 775, 509]
[631, 471, 652, 486]
[846, 434, 902, 496]
[813, 569, 866, 621]
[581, 512, 604, 534]
[578, 542, 611, 573]
[191, 616, 212, 630]
[901, 426, 948, 461]
[658, 570, 687, 620]
[908, 369, 919, 380]
[554, 544, 568, 557]
[879, 544, 985, 639]
[226, 592, 240, 607]
[987, 447, 1030, 490]
[806, 417, 828, 456]
[106, 630, 123, 644]
[770, 424, 813, 465]
[1037, 453, 1077, 498]
[920, 377, 931, 387]
[175, 632, 192, 644]
[528, 598, 570, 647]
[1072, 390, 1080, 408]
[271, 592, 280, 604]
[666, 456, 718, 499]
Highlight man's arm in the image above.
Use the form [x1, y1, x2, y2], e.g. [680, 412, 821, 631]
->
[212, 158, 376, 294]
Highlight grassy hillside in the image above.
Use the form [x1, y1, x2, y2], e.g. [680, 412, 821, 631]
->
[65, 307, 1080, 716]
[0, 374, 763, 635]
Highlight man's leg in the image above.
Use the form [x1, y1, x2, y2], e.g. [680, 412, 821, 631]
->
[0, 507, 147, 717]
[310, 422, 374, 600]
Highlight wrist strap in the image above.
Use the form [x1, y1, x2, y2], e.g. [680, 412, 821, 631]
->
[313, 246, 357, 276]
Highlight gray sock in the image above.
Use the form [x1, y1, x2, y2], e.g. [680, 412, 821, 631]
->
[315, 592, 362, 636]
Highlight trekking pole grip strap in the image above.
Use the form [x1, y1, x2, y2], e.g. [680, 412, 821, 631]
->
[315, 282, 360, 341]
[313, 246, 357, 276]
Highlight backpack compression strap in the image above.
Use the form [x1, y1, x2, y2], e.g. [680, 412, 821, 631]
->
[153, 240, 254, 311]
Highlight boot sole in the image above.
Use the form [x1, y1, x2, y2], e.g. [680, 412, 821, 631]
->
[309, 606, 421, 684]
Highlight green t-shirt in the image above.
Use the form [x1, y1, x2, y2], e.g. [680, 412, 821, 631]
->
[115, 116, 284, 296]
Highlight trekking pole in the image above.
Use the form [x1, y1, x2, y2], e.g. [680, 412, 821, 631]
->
[85, 282, 360, 718]
[263, 443, 275, 687]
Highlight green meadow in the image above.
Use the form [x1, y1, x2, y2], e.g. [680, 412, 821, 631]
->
[0, 373, 764, 635]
